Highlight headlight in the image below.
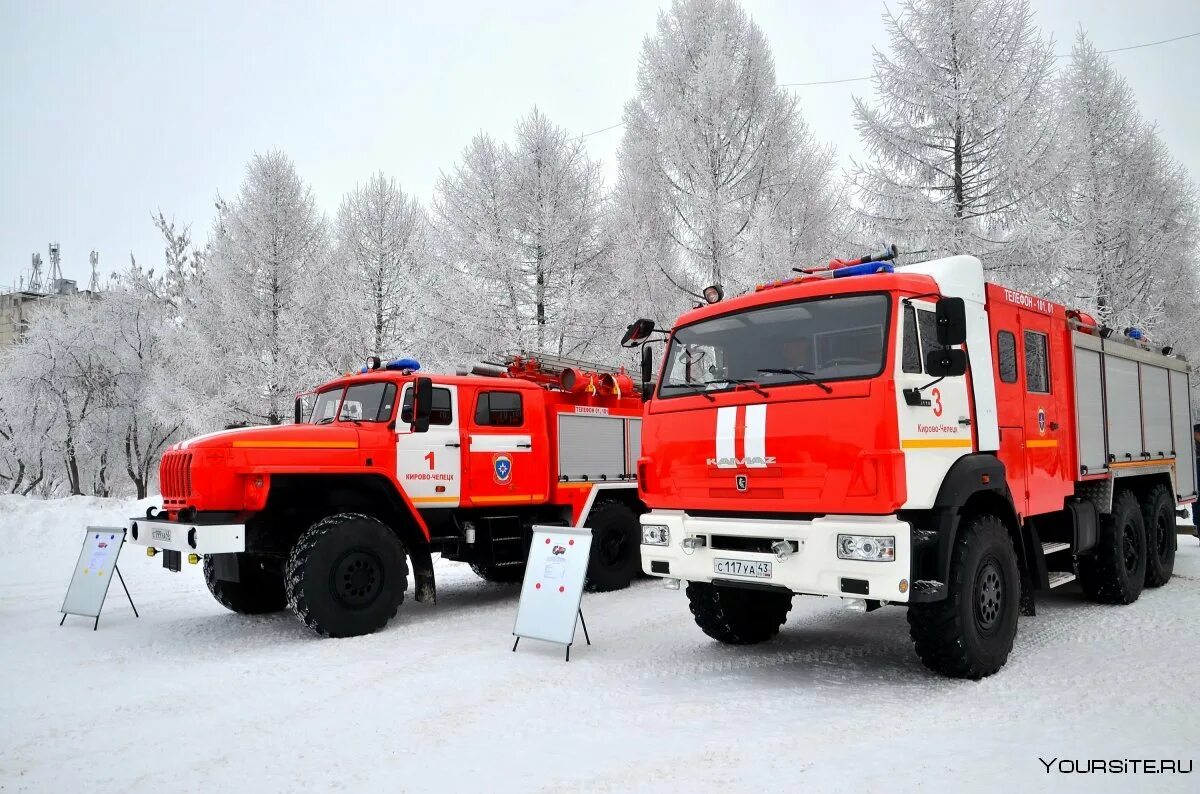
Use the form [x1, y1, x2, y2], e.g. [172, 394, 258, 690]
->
[642, 524, 670, 546]
[837, 534, 895, 562]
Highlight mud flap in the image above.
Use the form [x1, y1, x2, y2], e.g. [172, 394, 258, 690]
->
[409, 543, 437, 604]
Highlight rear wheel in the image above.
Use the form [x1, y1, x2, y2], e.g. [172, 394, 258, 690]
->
[1141, 484, 1176, 588]
[1078, 489, 1146, 604]
[907, 514, 1020, 679]
[203, 553, 287, 615]
[285, 513, 409, 638]
[686, 581, 793, 644]
[470, 563, 525, 584]
[584, 501, 641, 592]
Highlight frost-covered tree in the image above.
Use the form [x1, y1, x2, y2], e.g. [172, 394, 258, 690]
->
[615, 0, 843, 301]
[334, 173, 429, 360]
[182, 151, 331, 427]
[433, 108, 613, 358]
[1052, 31, 1199, 331]
[851, 0, 1058, 277]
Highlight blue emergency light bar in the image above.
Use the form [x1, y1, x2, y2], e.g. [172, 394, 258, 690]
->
[833, 262, 895, 278]
[385, 358, 421, 372]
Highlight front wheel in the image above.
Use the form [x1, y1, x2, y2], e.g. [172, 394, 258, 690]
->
[285, 513, 409, 638]
[584, 501, 641, 592]
[686, 581, 793, 644]
[907, 514, 1020, 679]
[203, 553, 287, 614]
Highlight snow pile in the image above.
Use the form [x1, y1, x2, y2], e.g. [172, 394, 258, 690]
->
[1, 495, 1197, 792]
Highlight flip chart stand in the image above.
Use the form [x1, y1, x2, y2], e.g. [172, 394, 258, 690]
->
[60, 527, 140, 630]
[511, 524, 594, 661]
[512, 610, 591, 661]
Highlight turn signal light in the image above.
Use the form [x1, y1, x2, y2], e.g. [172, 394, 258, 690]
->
[146, 547, 158, 557]
[187, 553, 201, 565]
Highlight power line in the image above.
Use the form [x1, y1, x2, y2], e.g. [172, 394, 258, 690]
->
[574, 29, 1200, 140]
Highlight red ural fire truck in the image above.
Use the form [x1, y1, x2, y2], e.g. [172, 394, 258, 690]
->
[126, 353, 646, 637]
[627, 251, 1196, 678]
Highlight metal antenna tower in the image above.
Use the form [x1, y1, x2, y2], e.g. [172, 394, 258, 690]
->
[89, 250, 100, 292]
[48, 243, 63, 283]
[28, 253, 44, 293]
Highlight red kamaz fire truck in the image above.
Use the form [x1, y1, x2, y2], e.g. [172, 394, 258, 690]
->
[126, 353, 646, 637]
[626, 251, 1196, 678]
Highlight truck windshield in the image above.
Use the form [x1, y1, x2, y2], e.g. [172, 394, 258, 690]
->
[658, 293, 890, 398]
[307, 382, 398, 423]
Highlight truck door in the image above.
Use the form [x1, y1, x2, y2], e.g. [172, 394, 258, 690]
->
[896, 299, 974, 506]
[1018, 312, 1070, 516]
[466, 388, 547, 506]
[396, 383, 461, 508]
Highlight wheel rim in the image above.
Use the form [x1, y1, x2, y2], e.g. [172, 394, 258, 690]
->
[331, 549, 384, 608]
[1154, 511, 1170, 558]
[974, 559, 1004, 633]
[1121, 520, 1141, 575]
[597, 524, 629, 567]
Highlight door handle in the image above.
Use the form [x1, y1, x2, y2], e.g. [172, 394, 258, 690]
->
[516, 443, 532, 449]
[444, 442, 460, 448]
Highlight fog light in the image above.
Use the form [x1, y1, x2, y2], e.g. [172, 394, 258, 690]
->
[837, 534, 895, 562]
[681, 536, 706, 551]
[771, 540, 793, 561]
[845, 598, 868, 612]
[187, 553, 201, 565]
[663, 578, 681, 590]
[642, 524, 670, 546]
[146, 547, 158, 557]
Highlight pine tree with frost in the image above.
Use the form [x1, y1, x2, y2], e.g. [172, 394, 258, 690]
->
[1053, 31, 1199, 331]
[851, 0, 1057, 275]
[183, 151, 331, 427]
[432, 108, 612, 358]
[334, 173, 429, 360]
[615, 0, 842, 300]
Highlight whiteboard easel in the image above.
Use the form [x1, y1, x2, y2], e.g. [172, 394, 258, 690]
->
[512, 525, 593, 661]
[60, 527, 139, 630]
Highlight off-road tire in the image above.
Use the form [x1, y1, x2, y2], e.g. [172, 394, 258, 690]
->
[907, 514, 1020, 679]
[470, 563, 525, 584]
[585, 501, 641, 593]
[203, 553, 287, 615]
[685, 581, 793, 645]
[1140, 484, 1176, 588]
[1078, 489, 1146, 604]
[285, 512, 408, 638]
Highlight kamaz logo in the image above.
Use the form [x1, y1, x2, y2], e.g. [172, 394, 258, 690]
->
[706, 456, 776, 467]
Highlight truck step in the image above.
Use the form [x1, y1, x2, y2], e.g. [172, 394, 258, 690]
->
[1041, 541, 1071, 555]
[492, 536, 523, 542]
[493, 560, 525, 568]
[1047, 571, 1076, 588]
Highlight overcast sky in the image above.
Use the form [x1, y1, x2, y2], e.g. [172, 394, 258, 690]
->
[2, 0, 1198, 290]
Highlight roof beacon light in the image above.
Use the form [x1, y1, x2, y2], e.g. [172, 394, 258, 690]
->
[1123, 328, 1144, 341]
[702, 284, 724, 304]
[359, 356, 383, 374]
[384, 357, 421, 373]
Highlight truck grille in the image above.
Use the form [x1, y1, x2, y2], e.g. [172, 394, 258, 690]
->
[160, 451, 193, 507]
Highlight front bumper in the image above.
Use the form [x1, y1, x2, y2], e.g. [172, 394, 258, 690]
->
[640, 510, 912, 602]
[127, 517, 246, 555]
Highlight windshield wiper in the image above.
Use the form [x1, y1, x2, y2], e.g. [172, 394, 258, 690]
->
[757, 368, 833, 394]
[314, 416, 335, 425]
[668, 382, 716, 401]
[704, 378, 769, 398]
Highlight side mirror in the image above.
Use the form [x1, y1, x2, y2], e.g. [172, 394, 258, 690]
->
[925, 348, 967, 378]
[622, 318, 656, 348]
[640, 345, 655, 400]
[411, 376, 434, 433]
[935, 297, 967, 346]
[294, 397, 303, 424]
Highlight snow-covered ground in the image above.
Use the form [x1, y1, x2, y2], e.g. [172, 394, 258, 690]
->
[1, 495, 1197, 793]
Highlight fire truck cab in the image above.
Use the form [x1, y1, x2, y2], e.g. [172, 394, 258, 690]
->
[127, 354, 646, 638]
[631, 253, 1196, 678]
